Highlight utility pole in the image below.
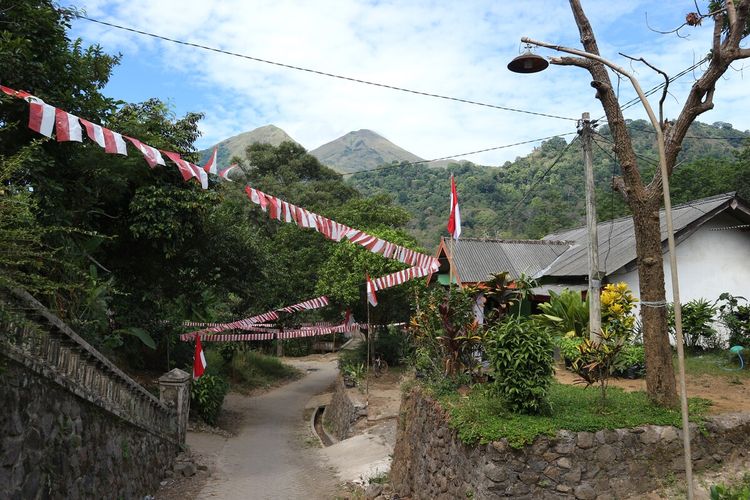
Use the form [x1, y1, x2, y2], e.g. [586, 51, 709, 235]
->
[580, 112, 601, 341]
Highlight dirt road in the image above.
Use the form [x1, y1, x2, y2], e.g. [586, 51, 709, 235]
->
[194, 358, 341, 500]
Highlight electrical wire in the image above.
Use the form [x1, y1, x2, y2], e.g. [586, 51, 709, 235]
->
[74, 14, 578, 122]
[340, 132, 577, 177]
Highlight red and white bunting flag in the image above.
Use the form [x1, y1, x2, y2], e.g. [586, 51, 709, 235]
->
[126, 137, 165, 168]
[1, 85, 31, 99]
[203, 147, 219, 175]
[79, 118, 106, 148]
[54, 109, 82, 142]
[163, 151, 195, 181]
[27, 99, 55, 137]
[189, 163, 208, 189]
[366, 273, 378, 307]
[448, 174, 461, 240]
[103, 128, 128, 155]
[193, 336, 207, 379]
[218, 164, 238, 181]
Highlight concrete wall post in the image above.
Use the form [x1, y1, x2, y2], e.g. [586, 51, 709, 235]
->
[158, 368, 191, 445]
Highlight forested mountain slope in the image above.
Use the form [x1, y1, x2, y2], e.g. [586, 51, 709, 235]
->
[348, 120, 750, 249]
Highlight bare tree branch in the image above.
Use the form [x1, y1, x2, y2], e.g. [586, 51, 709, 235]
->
[619, 53, 669, 125]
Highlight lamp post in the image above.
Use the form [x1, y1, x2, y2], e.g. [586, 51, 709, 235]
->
[508, 39, 694, 499]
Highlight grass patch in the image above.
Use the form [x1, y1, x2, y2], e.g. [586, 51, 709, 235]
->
[206, 349, 301, 392]
[680, 352, 750, 379]
[437, 382, 710, 449]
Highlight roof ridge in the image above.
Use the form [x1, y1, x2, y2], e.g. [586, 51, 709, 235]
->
[444, 236, 571, 245]
[544, 192, 738, 237]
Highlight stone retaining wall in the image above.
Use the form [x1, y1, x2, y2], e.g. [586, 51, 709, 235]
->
[325, 376, 367, 440]
[391, 386, 750, 499]
[1, 356, 177, 499]
[1, 289, 188, 499]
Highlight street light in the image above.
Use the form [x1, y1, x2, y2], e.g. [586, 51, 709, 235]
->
[508, 38, 694, 499]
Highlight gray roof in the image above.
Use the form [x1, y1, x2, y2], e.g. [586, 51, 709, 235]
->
[542, 192, 746, 277]
[442, 237, 571, 283]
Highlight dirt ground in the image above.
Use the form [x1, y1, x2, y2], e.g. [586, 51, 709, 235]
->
[554, 364, 750, 414]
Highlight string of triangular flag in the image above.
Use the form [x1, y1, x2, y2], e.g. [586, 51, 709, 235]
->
[0, 85, 239, 187]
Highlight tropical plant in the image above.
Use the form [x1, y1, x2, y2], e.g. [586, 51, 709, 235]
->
[537, 289, 589, 337]
[555, 335, 585, 366]
[486, 316, 554, 415]
[571, 327, 625, 407]
[190, 373, 229, 425]
[716, 293, 750, 347]
[600, 282, 638, 339]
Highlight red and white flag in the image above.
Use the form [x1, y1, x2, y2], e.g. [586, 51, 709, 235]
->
[79, 118, 106, 148]
[366, 273, 378, 307]
[54, 109, 82, 142]
[190, 163, 209, 189]
[104, 128, 128, 155]
[218, 164, 238, 181]
[27, 99, 56, 138]
[202, 147, 218, 175]
[193, 336, 207, 379]
[126, 137, 165, 168]
[447, 174, 461, 240]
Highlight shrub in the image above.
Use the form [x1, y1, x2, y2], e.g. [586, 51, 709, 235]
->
[537, 289, 588, 337]
[614, 343, 645, 378]
[486, 317, 553, 415]
[190, 374, 229, 425]
[600, 282, 638, 339]
[555, 335, 584, 365]
[571, 327, 624, 406]
[716, 293, 750, 347]
[669, 298, 717, 350]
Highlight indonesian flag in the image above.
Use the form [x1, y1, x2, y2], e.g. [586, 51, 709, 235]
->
[203, 147, 218, 175]
[193, 336, 207, 379]
[163, 151, 208, 189]
[366, 273, 378, 307]
[27, 99, 56, 138]
[218, 164, 238, 181]
[54, 109, 82, 142]
[190, 163, 209, 189]
[447, 174, 461, 240]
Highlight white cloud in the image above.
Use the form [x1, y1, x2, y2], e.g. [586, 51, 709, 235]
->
[64, 0, 750, 165]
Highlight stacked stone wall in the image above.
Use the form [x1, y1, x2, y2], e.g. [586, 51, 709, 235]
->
[325, 376, 368, 440]
[391, 386, 750, 499]
[1, 357, 177, 499]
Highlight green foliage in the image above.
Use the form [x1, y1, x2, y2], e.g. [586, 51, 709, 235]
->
[537, 289, 589, 337]
[439, 383, 710, 448]
[555, 336, 584, 365]
[190, 373, 229, 425]
[600, 282, 638, 339]
[682, 298, 718, 350]
[486, 317, 554, 415]
[205, 348, 300, 392]
[710, 473, 750, 500]
[348, 121, 750, 247]
[615, 344, 645, 374]
[570, 328, 625, 406]
[371, 325, 412, 367]
[716, 293, 750, 347]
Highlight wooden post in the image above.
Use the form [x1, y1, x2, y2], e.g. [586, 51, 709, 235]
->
[580, 112, 602, 341]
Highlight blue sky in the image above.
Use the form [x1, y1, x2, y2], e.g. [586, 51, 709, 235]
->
[61, 1, 750, 165]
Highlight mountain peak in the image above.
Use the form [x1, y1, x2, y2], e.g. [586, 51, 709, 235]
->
[310, 129, 424, 173]
[200, 124, 298, 165]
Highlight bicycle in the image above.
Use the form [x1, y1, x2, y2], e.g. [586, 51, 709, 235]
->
[373, 354, 389, 378]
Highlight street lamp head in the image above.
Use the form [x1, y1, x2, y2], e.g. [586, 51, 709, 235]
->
[507, 48, 549, 74]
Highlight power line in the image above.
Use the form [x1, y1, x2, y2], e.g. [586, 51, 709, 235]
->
[340, 132, 577, 177]
[74, 14, 578, 123]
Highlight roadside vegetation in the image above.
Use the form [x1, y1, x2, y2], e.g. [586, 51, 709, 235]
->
[404, 277, 749, 448]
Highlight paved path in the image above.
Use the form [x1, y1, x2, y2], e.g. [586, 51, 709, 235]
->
[194, 359, 341, 500]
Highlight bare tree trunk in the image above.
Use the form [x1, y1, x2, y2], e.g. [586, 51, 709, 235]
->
[631, 195, 677, 407]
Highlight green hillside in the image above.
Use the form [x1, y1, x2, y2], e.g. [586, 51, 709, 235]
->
[348, 120, 750, 249]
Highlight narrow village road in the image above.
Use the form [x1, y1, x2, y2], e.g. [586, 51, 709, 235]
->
[193, 358, 341, 500]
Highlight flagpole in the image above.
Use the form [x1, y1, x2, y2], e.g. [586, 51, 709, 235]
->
[366, 295, 371, 406]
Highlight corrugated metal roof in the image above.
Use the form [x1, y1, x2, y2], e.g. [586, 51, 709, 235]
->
[444, 237, 571, 282]
[542, 192, 739, 277]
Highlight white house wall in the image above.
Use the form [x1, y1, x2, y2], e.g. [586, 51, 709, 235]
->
[609, 213, 750, 315]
